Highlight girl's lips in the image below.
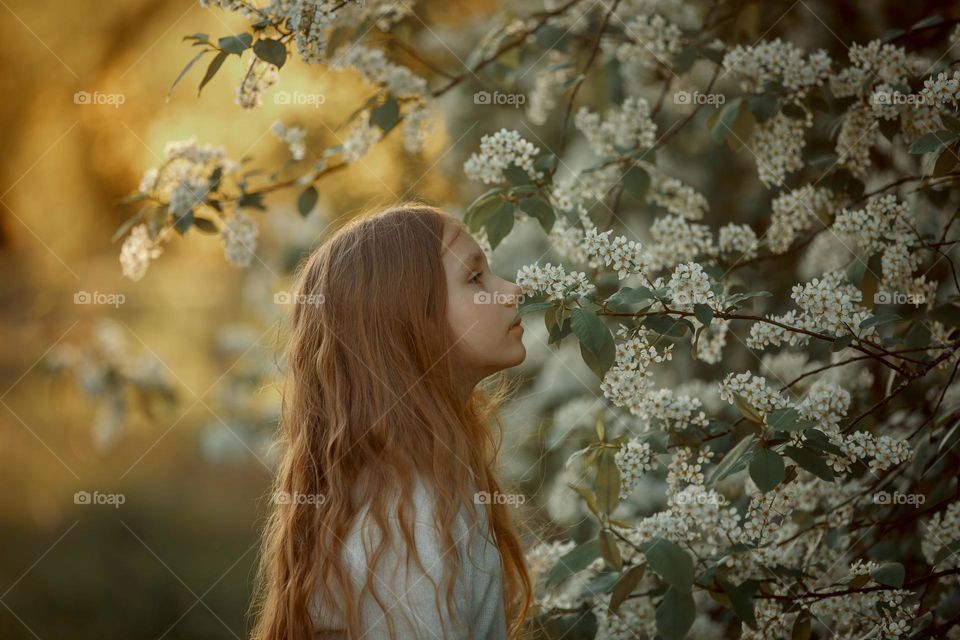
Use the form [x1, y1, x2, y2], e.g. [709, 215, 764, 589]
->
[509, 320, 523, 333]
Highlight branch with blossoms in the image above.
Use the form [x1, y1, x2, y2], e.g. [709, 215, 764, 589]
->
[108, 0, 960, 638]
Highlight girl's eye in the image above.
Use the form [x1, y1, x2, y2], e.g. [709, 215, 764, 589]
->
[469, 270, 483, 284]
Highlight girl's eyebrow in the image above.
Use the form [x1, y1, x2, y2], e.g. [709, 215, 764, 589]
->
[463, 250, 485, 273]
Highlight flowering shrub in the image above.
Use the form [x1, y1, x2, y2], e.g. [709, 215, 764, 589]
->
[113, 1, 960, 638]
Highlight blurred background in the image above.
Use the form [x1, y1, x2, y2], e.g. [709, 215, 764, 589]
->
[1, 0, 957, 637]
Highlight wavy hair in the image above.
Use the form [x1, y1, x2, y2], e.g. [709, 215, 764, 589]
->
[249, 201, 532, 639]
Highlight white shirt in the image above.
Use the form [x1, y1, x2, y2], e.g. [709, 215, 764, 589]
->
[310, 474, 508, 639]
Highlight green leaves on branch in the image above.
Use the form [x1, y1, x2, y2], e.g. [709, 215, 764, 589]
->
[656, 587, 696, 640]
[297, 186, 318, 217]
[370, 94, 400, 133]
[707, 97, 755, 151]
[870, 562, 905, 587]
[545, 539, 599, 588]
[708, 434, 755, 484]
[594, 449, 621, 515]
[749, 448, 785, 493]
[571, 308, 616, 379]
[464, 191, 554, 250]
[253, 37, 287, 68]
[766, 407, 817, 432]
[641, 537, 694, 591]
[909, 130, 960, 154]
[219, 33, 253, 55]
[622, 164, 650, 200]
[517, 195, 555, 233]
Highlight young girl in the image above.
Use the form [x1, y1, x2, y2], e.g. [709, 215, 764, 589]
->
[249, 203, 533, 639]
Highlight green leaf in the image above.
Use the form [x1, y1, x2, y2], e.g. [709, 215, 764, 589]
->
[623, 164, 650, 199]
[911, 15, 944, 30]
[910, 131, 960, 154]
[708, 435, 755, 484]
[791, 610, 812, 639]
[766, 407, 817, 432]
[723, 290, 772, 308]
[297, 186, 318, 217]
[218, 33, 253, 55]
[546, 540, 600, 588]
[238, 192, 266, 210]
[253, 38, 287, 68]
[484, 201, 515, 250]
[576, 319, 617, 378]
[193, 217, 219, 233]
[370, 94, 400, 133]
[642, 538, 694, 591]
[783, 446, 834, 481]
[941, 114, 960, 135]
[711, 97, 743, 143]
[718, 579, 758, 630]
[934, 541, 960, 565]
[503, 163, 532, 185]
[199, 50, 229, 96]
[747, 93, 778, 123]
[172, 207, 193, 234]
[463, 189, 503, 232]
[725, 106, 756, 151]
[595, 450, 621, 514]
[749, 449, 785, 493]
[656, 587, 696, 640]
[571, 308, 612, 354]
[847, 257, 868, 286]
[597, 529, 622, 570]
[518, 301, 554, 317]
[608, 565, 645, 614]
[606, 286, 656, 310]
[870, 562, 905, 587]
[168, 50, 208, 98]
[694, 303, 713, 328]
[934, 146, 959, 177]
[533, 152, 558, 173]
[518, 196, 555, 234]
[643, 314, 692, 337]
[733, 393, 763, 424]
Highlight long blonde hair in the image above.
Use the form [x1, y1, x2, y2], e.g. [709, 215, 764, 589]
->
[249, 202, 532, 639]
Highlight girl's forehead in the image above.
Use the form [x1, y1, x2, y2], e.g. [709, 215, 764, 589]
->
[442, 222, 478, 257]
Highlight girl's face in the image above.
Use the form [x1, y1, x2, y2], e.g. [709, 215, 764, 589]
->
[442, 221, 526, 385]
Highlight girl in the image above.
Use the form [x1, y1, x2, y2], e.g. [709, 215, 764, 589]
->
[249, 202, 533, 639]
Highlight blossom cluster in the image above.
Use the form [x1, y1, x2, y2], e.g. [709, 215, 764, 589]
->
[582, 227, 650, 280]
[747, 269, 876, 349]
[515, 262, 592, 301]
[574, 96, 658, 157]
[614, 436, 658, 495]
[271, 120, 307, 161]
[722, 38, 831, 98]
[464, 129, 542, 185]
